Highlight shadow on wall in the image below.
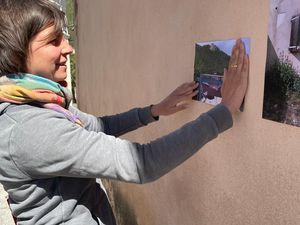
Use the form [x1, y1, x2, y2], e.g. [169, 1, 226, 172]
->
[266, 36, 279, 70]
[102, 180, 139, 225]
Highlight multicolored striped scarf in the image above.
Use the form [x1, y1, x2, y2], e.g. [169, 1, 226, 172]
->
[0, 73, 83, 126]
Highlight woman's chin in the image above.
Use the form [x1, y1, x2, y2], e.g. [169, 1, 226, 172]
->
[53, 73, 67, 82]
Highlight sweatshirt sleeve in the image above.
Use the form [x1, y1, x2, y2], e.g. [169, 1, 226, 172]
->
[10, 104, 232, 184]
[69, 105, 157, 136]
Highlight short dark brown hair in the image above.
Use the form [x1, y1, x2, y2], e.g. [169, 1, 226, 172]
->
[0, 0, 66, 76]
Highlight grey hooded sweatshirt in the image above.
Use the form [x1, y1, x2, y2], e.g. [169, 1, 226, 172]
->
[0, 102, 232, 225]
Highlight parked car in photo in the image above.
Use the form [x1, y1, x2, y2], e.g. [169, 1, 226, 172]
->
[195, 74, 223, 101]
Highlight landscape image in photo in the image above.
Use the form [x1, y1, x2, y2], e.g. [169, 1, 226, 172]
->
[193, 38, 251, 106]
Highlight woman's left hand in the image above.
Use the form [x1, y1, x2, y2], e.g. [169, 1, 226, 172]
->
[151, 82, 199, 117]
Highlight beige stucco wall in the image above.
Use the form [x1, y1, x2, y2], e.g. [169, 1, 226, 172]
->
[75, 0, 300, 225]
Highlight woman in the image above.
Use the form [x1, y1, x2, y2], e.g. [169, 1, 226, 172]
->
[0, 0, 249, 224]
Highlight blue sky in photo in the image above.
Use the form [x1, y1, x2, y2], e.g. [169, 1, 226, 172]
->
[197, 38, 251, 56]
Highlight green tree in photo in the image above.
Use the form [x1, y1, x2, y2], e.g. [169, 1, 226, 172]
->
[194, 44, 230, 77]
[263, 53, 300, 122]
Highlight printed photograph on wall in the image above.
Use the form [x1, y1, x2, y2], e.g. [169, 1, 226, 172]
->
[193, 38, 251, 106]
[263, 0, 300, 127]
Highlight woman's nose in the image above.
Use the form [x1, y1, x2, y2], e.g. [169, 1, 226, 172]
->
[61, 38, 74, 55]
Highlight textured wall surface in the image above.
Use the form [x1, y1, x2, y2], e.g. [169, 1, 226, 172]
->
[75, 1, 300, 224]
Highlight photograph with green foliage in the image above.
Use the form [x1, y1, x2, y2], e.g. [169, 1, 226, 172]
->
[263, 0, 300, 127]
[263, 51, 300, 126]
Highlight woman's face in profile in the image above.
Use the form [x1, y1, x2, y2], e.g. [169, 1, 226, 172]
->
[26, 25, 74, 82]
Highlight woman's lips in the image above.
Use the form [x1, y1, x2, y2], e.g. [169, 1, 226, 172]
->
[56, 63, 67, 68]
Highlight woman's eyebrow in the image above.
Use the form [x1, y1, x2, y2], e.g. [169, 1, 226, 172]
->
[41, 32, 63, 43]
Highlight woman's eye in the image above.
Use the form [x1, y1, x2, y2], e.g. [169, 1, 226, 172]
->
[50, 39, 60, 46]
[49, 36, 63, 46]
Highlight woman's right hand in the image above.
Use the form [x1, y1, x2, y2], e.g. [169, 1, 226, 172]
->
[221, 39, 249, 114]
[151, 82, 199, 117]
